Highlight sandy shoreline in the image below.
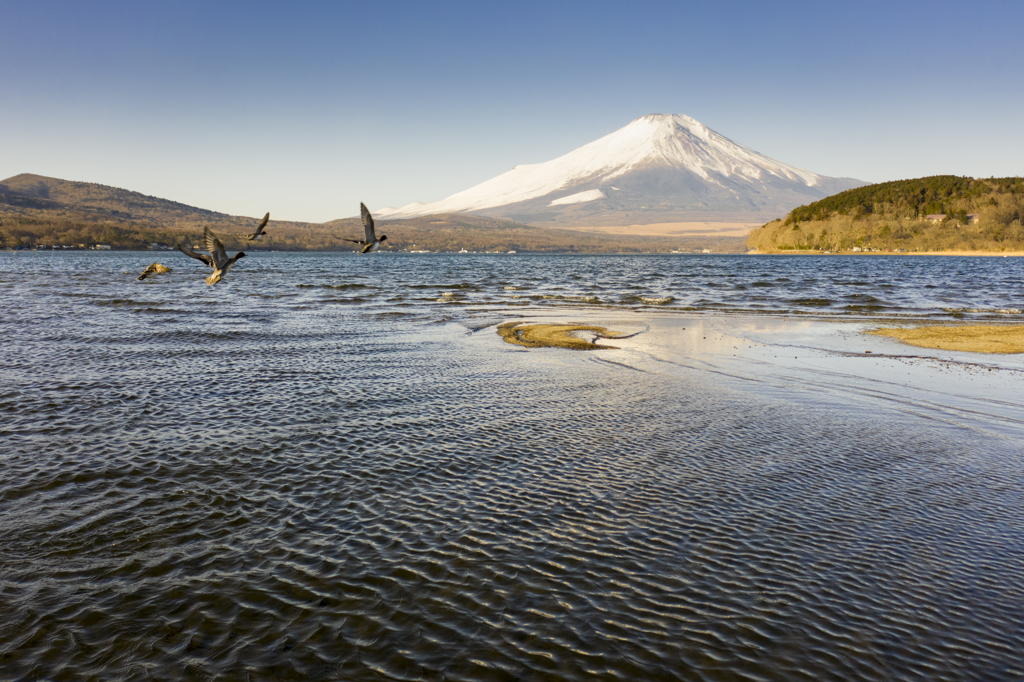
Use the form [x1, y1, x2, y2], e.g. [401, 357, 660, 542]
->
[868, 324, 1024, 354]
[494, 308, 1024, 357]
[748, 249, 1024, 257]
[483, 312, 1024, 425]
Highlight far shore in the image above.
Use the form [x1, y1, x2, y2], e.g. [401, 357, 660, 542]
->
[747, 249, 1024, 257]
[9, 247, 1024, 256]
[557, 221, 758, 238]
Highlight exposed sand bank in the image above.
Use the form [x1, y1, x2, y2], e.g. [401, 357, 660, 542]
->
[497, 322, 624, 349]
[869, 324, 1024, 354]
[476, 310, 1024, 438]
[497, 315, 1024, 356]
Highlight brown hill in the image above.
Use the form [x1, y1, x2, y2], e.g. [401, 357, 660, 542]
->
[0, 173, 231, 225]
[1, 173, 744, 253]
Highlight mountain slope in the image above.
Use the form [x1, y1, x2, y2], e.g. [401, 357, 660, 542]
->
[2, 173, 747, 252]
[377, 114, 865, 225]
[0, 173, 234, 225]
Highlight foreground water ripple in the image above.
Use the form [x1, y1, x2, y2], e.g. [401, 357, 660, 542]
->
[1, 252, 1023, 680]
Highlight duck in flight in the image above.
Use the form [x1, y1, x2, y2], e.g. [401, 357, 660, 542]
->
[177, 241, 214, 268]
[136, 263, 171, 281]
[242, 212, 270, 241]
[203, 227, 246, 285]
[177, 227, 245, 285]
[342, 203, 387, 253]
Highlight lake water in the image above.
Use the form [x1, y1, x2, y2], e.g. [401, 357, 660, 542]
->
[2, 251, 1023, 680]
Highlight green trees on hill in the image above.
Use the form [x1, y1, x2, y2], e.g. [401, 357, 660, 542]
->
[748, 176, 1024, 252]
[787, 176, 1023, 224]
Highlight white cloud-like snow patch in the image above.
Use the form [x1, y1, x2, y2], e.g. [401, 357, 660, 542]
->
[548, 189, 605, 206]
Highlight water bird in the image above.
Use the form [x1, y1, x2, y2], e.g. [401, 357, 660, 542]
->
[241, 212, 270, 241]
[202, 227, 246, 285]
[342, 203, 387, 253]
[177, 241, 214, 268]
[136, 263, 171, 281]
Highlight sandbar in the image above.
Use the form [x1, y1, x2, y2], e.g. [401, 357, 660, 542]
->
[868, 324, 1024, 354]
[497, 322, 623, 350]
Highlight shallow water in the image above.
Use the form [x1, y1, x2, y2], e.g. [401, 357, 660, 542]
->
[2, 252, 1023, 680]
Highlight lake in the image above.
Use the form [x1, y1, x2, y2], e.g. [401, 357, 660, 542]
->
[2, 251, 1023, 680]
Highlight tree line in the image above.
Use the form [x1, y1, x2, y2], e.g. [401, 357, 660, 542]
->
[748, 176, 1024, 252]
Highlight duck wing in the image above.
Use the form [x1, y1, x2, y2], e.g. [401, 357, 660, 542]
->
[204, 226, 230, 269]
[246, 212, 270, 240]
[361, 203, 376, 242]
[178, 242, 214, 268]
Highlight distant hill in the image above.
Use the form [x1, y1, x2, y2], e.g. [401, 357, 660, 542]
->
[0, 173, 744, 252]
[377, 114, 866, 225]
[747, 176, 1024, 253]
[0, 173, 283, 250]
[0, 173, 234, 225]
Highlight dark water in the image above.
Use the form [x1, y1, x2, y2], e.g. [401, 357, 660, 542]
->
[2, 252, 1023, 680]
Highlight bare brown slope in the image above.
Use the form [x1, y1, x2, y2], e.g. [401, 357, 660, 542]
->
[1, 174, 744, 252]
[1, 173, 233, 225]
[0, 173, 322, 249]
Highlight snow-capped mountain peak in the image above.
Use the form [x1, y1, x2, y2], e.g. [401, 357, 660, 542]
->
[376, 114, 862, 223]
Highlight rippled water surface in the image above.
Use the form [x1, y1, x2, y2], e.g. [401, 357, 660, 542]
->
[2, 252, 1023, 680]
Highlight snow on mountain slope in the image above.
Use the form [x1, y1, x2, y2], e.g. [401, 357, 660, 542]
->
[376, 114, 864, 223]
[549, 189, 605, 206]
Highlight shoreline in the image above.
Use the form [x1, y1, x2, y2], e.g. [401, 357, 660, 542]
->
[477, 309, 1024, 436]
[488, 307, 1024, 358]
[10, 248, 1022, 256]
[868, 323, 1024, 354]
[747, 249, 1024, 257]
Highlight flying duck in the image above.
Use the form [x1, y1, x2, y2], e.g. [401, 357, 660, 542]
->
[202, 226, 246, 285]
[243, 212, 270, 241]
[137, 263, 172, 281]
[177, 241, 214, 268]
[342, 203, 387, 253]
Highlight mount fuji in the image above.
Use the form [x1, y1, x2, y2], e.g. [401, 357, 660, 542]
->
[377, 114, 865, 225]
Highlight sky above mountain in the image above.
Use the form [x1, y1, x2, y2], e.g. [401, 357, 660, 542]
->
[2, 0, 1022, 223]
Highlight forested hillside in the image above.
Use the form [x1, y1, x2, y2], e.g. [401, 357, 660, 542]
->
[747, 176, 1024, 252]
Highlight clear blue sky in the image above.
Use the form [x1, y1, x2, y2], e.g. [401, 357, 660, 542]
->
[2, 0, 1022, 222]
